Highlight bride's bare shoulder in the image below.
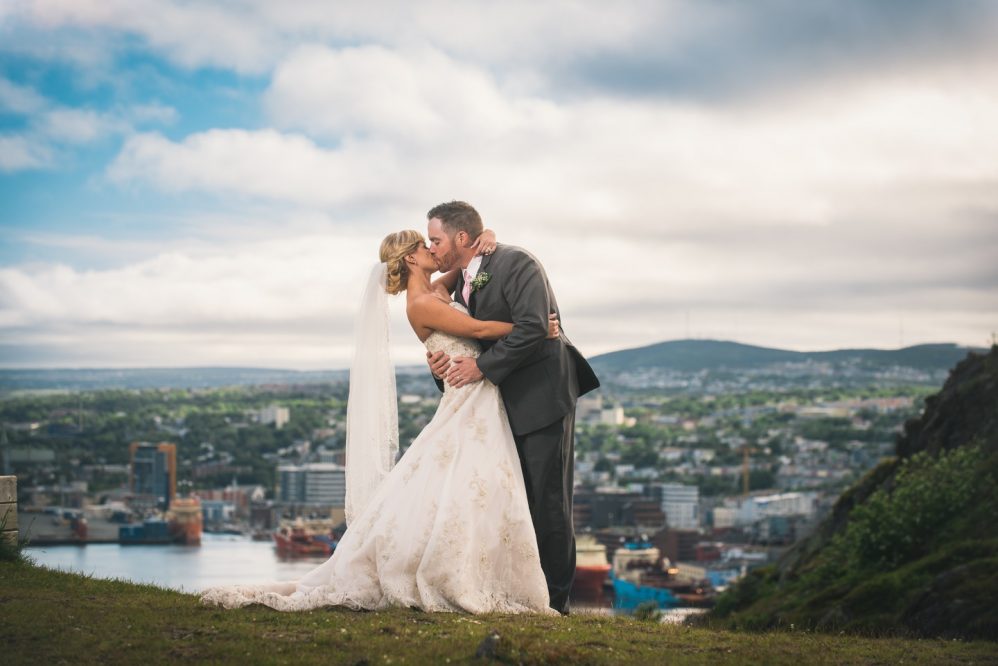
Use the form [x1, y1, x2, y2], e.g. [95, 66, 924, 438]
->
[406, 292, 451, 322]
[408, 292, 450, 310]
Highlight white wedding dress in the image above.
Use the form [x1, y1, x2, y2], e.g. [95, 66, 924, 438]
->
[201, 305, 553, 615]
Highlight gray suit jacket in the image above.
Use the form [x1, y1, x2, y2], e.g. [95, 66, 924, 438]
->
[452, 244, 599, 436]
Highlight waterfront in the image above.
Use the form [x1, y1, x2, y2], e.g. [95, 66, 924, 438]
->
[25, 533, 322, 593]
[24, 536, 710, 622]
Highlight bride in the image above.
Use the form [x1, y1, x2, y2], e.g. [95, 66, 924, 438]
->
[201, 229, 557, 614]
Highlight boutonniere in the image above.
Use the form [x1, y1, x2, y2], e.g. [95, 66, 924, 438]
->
[471, 272, 491, 293]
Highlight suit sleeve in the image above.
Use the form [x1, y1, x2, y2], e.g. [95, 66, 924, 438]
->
[475, 251, 550, 385]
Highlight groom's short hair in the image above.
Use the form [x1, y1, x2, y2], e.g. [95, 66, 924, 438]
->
[427, 201, 483, 241]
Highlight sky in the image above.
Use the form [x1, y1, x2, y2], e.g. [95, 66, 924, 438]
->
[1, 0, 996, 369]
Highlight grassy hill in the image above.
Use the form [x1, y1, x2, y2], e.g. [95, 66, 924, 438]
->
[2, 558, 997, 665]
[706, 346, 998, 640]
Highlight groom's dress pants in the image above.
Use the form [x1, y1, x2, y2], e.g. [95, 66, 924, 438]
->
[514, 409, 577, 615]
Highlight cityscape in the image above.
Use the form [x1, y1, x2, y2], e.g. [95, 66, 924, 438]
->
[3, 346, 942, 611]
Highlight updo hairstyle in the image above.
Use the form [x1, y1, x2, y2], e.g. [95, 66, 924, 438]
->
[379, 230, 425, 295]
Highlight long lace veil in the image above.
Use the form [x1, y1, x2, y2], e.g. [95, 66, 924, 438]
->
[344, 262, 399, 525]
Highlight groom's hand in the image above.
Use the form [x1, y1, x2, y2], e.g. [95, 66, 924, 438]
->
[447, 356, 484, 388]
[427, 350, 451, 379]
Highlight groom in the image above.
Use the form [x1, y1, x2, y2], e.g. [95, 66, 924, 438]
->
[425, 201, 599, 614]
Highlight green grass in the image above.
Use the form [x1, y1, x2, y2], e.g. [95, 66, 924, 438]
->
[2, 560, 997, 665]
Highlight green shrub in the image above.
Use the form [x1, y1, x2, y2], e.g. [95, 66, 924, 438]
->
[840, 446, 987, 570]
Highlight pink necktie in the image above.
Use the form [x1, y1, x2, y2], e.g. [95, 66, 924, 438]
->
[462, 270, 472, 305]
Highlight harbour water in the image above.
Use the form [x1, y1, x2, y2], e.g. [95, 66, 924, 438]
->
[25, 533, 323, 593]
[24, 535, 706, 622]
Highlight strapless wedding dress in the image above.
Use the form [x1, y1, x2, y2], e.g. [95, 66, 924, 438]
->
[201, 305, 553, 614]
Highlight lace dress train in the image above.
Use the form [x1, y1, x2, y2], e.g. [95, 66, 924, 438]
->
[201, 312, 553, 614]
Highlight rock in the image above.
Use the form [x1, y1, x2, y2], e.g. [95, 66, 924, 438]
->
[474, 630, 501, 660]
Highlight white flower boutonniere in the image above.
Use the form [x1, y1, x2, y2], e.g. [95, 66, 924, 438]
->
[471, 271, 491, 293]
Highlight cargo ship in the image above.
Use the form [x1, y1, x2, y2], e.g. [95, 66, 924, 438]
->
[610, 541, 715, 609]
[119, 518, 173, 544]
[574, 534, 611, 594]
[118, 498, 203, 545]
[167, 497, 203, 545]
[273, 525, 333, 557]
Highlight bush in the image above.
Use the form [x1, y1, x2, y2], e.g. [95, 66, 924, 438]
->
[826, 446, 988, 574]
[847, 447, 984, 568]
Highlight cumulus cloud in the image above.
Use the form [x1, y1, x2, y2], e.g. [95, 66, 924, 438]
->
[0, 76, 47, 113]
[9, 0, 998, 102]
[107, 129, 408, 206]
[3, 3, 998, 366]
[7, 0, 658, 76]
[0, 229, 420, 367]
[110, 44, 998, 233]
[16, 0, 279, 73]
[0, 73, 178, 172]
[37, 107, 107, 143]
[0, 135, 52, 171]
[264, 45, 546, 140]
[89, 40, 998, 362]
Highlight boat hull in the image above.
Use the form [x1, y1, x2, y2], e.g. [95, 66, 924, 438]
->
[612, 577, 680, 609]
[574, 564, 611, 594]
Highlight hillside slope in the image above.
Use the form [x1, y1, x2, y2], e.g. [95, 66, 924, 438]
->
[708, 346, 998, 639]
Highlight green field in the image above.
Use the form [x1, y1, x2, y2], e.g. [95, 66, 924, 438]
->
[2, 558, 996, 665]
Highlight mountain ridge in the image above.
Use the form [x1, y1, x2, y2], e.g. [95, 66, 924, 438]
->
[589, 339, 983, 373]
[0, 340, 984, 391]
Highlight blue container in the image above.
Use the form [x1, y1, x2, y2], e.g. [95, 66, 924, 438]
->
[611, 576, 679, 610]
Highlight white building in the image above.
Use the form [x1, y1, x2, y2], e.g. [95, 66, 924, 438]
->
[660, 447, 686, 462]
[601, 405, 626, 426]
[257, 405, 290, 429]
[277, 463, 346, 507]
[712, 506, 739, 529]
[738, 492, 816, 525]
[662, 482, 700, 529]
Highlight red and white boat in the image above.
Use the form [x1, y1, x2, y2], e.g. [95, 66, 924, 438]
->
[273, 525, 333, 557]
[574, 534, 611, 594]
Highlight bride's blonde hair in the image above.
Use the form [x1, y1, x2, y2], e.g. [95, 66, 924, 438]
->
[379, 230, 425, 295]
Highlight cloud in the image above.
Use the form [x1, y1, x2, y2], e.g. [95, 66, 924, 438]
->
[0, 135, 52, 171]
[0, 76, 48, 113]
[16, 0, 279, 73]
[107, 129, 407, 206]
[36, 107, 107, 143]
[0, 73, 178, 172]
[108, 44, 998, 233]
[97, 43, 998, 359]
[561, 1, 998, 100]
[264, 45, 543, 140]
[3, 3, 998, 366]
[9, 1, 998, 103]
[0, 229, 411, 367]
[7, 0, 657, 76]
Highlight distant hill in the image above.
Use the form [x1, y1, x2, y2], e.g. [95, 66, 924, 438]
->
[707, 345, 998, 640]
[0, 367, 349, 392]
[589, 339, 982, 374]
[0, 341, 983, 393]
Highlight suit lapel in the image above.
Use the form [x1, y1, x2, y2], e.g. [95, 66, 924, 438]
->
[455, 269, 468, 308]
[468, 249, 496, 316]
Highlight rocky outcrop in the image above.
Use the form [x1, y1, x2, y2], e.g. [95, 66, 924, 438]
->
[710, 346, 998, 640]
